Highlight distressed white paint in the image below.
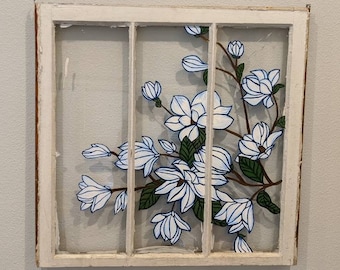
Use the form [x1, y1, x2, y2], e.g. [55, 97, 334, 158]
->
[36, 3, 309, 267]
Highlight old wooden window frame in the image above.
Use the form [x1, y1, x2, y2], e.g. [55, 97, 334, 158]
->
[36, 3, 309, 267]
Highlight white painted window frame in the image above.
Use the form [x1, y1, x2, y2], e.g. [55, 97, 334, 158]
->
[36, 3, 309, 267]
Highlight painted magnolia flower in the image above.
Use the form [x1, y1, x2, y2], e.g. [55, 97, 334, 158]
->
[242, 69, 280, 108]
[77, 175, 112, 213]
[114, 191, 127, 214]
[193, 146, 232, 186]
[234, 236, 253, 253]
[115, 136, 160, 177]
[182, 55, 208, 72]
[184, 25, 201, 36]
[238, 122, 283, 160]
[215, 198, 254, 234]
[165, 90, 233, 141]
[155, 160, 220, 213]
[158, 139, 176, 154]
[227, 40, 244, 59]
[82, 143, 111, 159]
[151, 211, 191, 245]
[141, 81, 162, 101]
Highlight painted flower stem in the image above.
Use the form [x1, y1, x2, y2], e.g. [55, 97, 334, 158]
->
[161, 104, 173, 116]
[110, 151, 119, 157]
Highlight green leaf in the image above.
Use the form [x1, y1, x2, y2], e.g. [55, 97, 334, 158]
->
[272, 83, 285, 94]
[276, 116, 285, 128]
[200, 26, 209, 35]
[212, 201, 227, 227]
[179, 136, 196, 167]
[192, 197, 204, 222]
[154, 98, 162, 108]
[192, 128, 206, 151]
[236, 63, 245, 82]
[256, 190, 280, 214]
[192, 197, 227, 227]
[139, 182, 161, 210]
[239, 157, 264, 183]
[203, 69, 208, 85]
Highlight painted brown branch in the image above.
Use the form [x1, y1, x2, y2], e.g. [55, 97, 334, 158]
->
[270, 95, 279, 133]
[258, 160, 273, 184]
[217, 42, 237, 71]
[110, 185, 147, 193]
[239, 85, 251, 134]
[160, 153, 179, 158]
[228, 176, 262, 187]
[216, 67, 238, 82]
[148, 174, 158, 183]
[250, 180, 282, 200]
[199, 33, 250, 134]
[230, 170, 261, 187]
[199, 35, 237, 71]
[225, 128, 243, 139]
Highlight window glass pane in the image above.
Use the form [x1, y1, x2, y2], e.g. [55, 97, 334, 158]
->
[55, 25, 129, 253]
[212, 26, 288, 252]
[133, 25, 209, 253]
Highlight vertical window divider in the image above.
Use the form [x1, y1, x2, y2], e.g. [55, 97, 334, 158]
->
[202, 23, 217, 256]
[125, 22, 137, 256]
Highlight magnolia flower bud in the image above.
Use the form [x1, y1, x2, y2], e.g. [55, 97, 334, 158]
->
[182, 55, 208, 72]
[234, 236, 253, 253]
[77, 175, 112, 213]
[82, 143, 111, 159]
[141, 81, 162, 101]
[227, 40, 244, 59]
[114, 191, 127, 214]
[184, 25, 201, 36]
[151, 211, 191, 244]
[158, 139, 176, 154]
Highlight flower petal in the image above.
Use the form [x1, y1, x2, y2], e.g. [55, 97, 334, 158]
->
[268, 69, 280, 85]
[170, 95, 191, 116]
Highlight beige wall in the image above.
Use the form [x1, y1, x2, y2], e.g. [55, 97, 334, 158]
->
[1, 0, 339, 269]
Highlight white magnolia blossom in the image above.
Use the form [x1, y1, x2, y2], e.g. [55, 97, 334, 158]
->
[193, 146, 232, 186]
[227, 40, 244, 59]
[165, 90, 233, 141]
[155, 160, 223, 213]
[242, 69, 280, 108]
[141, 81, 162, 101]
[184, 25, 201, 36]
[114, 190, 127, 214]
[215, 198, 254, 234]
[238, 122, 283, 160]
[115, 136, 160, 177]
[77, 175, 112, 213]
[234, 236, 253, 253]
[158, 139, 176, 154]
[82, 143, 111, 159]
[151, 211, 191, 245]
[182, 55, 208, 72]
